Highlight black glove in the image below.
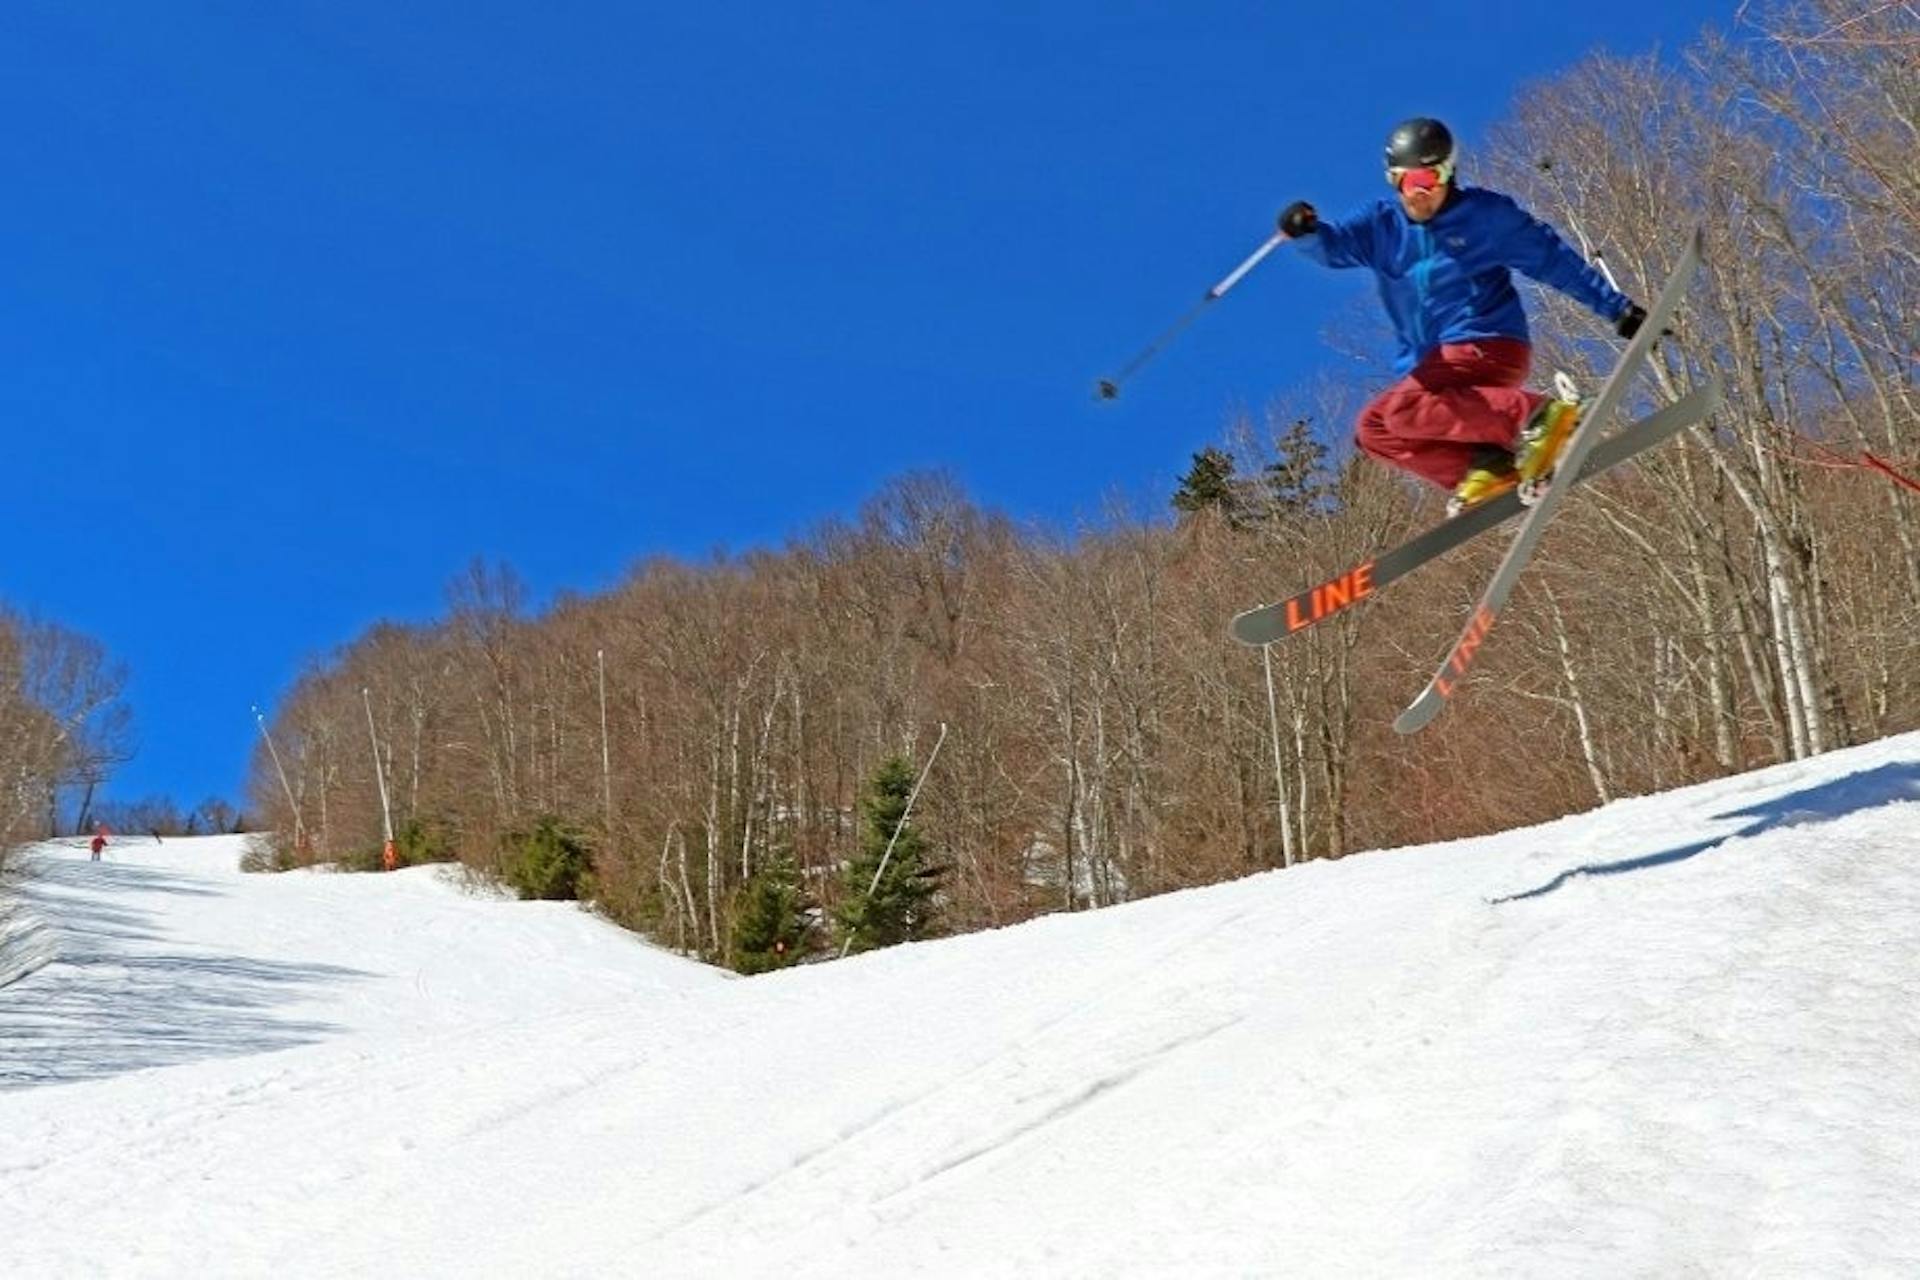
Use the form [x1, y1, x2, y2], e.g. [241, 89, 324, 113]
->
[1616, 302, 1677, 343]
[1278, 201, 1318, 239]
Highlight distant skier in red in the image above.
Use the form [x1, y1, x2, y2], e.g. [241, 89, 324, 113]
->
[1278, 117, 1649, 516]
[90, 823, 110, 861]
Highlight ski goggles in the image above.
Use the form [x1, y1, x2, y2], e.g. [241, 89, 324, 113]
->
[1387, 160, 1454, 193]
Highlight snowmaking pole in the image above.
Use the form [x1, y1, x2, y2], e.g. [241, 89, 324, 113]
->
[1094, 228, 1287, 401]
[362, 687, 397, 871]
[1260, 646, 1295, 870]
[252, 704, 306, 853]
[597, 648, 614, 833]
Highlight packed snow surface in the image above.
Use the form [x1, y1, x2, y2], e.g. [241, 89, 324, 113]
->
[5, 734, 1919, 1278]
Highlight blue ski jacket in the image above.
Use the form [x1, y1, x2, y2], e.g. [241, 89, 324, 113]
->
[1297, 186, 1632, 376]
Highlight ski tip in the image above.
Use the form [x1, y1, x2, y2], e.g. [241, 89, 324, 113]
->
[1227, 612, 1273, 647]
[1697, 374, 1723, 418]
[1391, 691, 1443, 735]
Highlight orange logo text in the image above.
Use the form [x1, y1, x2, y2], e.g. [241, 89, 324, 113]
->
[1284, 561, 1377, 632]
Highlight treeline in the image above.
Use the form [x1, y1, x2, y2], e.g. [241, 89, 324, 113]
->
[0, 608, 132, 875]
[247, 5, 1917, 968]
[83, 796, 249, 839]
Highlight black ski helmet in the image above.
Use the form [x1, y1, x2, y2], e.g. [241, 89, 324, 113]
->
[1384, 117, 1456, 176]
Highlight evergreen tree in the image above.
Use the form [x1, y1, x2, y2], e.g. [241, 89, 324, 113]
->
[731, 850, 814, 974]
[836, 755, 943, 954]
[1172, 447, 1244, 522]
[393, 817, 457, 868]
[1262, 416, 1337, 514]
[499, 815, 593, 901]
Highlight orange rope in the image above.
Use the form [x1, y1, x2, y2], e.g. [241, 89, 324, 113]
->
[1778, 428, 1920, 496]
[1863, 451, 1920, 495]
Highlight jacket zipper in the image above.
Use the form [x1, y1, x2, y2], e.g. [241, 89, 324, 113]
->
[1411, 223, 1434, 355]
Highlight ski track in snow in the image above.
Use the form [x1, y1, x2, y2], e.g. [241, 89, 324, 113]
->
[2, 738, 1919, 1277]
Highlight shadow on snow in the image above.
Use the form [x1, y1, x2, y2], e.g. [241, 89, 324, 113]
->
[0, 857, 370, 1090]
[1491, 760, 1920, 905]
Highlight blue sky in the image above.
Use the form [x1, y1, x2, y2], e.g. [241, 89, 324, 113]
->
[0, 1, 1737, 814]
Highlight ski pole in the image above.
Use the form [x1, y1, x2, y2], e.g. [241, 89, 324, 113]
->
[1095, 229, 1287, 401]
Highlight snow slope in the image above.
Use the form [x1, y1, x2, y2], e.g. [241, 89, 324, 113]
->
[4, 734, 1919, 1278]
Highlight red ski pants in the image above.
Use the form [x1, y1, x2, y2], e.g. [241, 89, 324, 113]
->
[1354, 338, 1546, 490]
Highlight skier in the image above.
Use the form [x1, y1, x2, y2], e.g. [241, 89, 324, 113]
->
[90, 823, 109, 861]
[1278, 117, 1651, 516]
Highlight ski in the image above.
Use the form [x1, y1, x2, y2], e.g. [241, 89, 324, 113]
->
[1392, 226, 1706, 735]
[1228, 379, 1720, 647]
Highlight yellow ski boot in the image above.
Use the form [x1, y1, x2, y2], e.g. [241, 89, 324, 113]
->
[1446, 446, 1519, 518]
[1516, 392, 1583, 505]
